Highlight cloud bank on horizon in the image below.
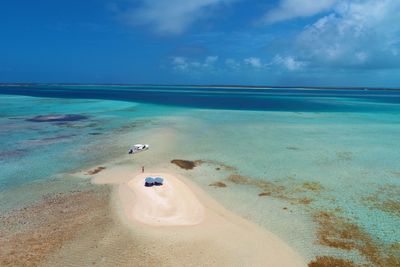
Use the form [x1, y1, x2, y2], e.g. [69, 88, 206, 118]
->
[1, 0, 399, 86]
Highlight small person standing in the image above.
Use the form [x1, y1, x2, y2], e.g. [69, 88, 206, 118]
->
[142, 166, 144, 173]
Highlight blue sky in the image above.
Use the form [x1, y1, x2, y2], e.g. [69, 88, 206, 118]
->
[1, 0, 399, 87]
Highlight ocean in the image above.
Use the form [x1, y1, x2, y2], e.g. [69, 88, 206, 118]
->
[1, 84, 399, 266]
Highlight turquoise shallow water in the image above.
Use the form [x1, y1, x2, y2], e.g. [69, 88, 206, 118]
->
[171, 109, 400, 260]
[0, 86, 399, 265]
[0, 95, 184, 190]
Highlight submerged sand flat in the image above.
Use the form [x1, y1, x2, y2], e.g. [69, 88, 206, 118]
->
[92, 166, 306, 267]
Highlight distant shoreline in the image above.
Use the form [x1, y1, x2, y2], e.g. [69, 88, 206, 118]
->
[0, 83, 399, 91]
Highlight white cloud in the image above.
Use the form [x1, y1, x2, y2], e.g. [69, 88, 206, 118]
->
[171, 55, 219, 72]
[244, 57, 263, 68]
[225, 58, 241, 70]
[172, 57, 189, 70]
[117, 0, 235, 35]
[260, 0, 337, 24]
[204, 56, 219, 66]
[172, 55, 306, 73]
[295, 0, 400, 68]
[272, 55, 306, 70]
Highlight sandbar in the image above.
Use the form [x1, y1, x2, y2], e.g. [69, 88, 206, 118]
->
[121, 173, 204, 226]
[92, 167, 306, 267]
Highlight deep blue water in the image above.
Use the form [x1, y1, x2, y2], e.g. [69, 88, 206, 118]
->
[1, 84, 399, 112]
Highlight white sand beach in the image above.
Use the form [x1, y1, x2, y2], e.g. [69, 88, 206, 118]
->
[92, 167, 306, 267]
[120, 173, 204, 226]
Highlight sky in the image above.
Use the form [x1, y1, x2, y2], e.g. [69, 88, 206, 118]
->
[0, 0, 399, 87]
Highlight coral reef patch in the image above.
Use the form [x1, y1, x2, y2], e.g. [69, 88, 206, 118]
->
[362, 184, 400, 217]
[170, 159, 204, 170]
[226, 174, 323, 205]
[0, 187, 110, 266]
[313, 211, 400, 267]
[86, 166, 106, 175]
[308, 256, 359, 267]
[208, 182, 227, 188]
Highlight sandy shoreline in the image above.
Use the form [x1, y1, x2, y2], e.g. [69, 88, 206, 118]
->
[92, 166, 306, 267]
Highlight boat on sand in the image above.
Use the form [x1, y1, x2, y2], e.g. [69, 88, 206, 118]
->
[128, 144, 149, 154]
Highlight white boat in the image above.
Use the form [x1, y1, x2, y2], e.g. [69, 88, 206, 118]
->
[128, 144, 149, 154]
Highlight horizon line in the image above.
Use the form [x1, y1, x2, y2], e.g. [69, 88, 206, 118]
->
[0, 82, 399, 91]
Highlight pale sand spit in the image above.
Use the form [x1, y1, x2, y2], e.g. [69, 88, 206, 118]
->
[92, 166, 306, 267]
